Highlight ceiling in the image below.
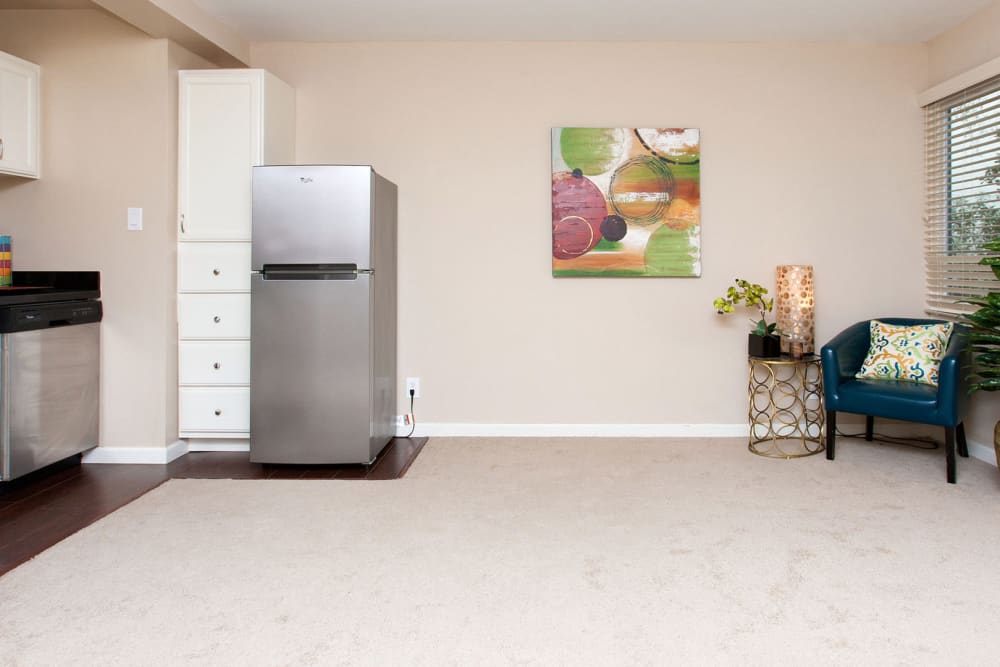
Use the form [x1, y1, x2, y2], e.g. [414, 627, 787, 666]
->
[0, 0, 91, 7]
[183, 0, 995, 44]
[0, 0, 993, 45]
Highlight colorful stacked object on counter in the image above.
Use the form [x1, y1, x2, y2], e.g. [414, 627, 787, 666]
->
[0, 236, 10, 287]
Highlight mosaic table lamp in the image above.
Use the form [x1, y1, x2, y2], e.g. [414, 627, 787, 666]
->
[776, 265, 814, 357]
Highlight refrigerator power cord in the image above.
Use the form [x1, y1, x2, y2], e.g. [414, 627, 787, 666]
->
[406, 389, 416, 438]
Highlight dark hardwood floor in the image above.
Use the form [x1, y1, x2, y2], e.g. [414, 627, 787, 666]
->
[0, 436, 428, 577]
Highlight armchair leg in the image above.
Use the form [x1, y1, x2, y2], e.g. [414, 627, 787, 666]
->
[945, 426, 957, 484]
[865, 415, 874, 441]
[826, 410, 836, 460]
[957, 422, 969, 458]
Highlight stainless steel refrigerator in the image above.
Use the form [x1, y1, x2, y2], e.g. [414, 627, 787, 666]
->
[249, 165, 397, 464]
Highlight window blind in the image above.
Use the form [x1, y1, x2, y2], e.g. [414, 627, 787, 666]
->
[924, 74, 1000, 315]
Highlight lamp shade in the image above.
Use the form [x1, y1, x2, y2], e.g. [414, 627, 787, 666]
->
[776, 265, 815, 355]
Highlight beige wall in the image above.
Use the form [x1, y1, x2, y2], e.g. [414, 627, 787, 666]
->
[928, 1, 1000, 452]
[0, 16, 987, 451]
[252, 41, 929, 428]
[927, 0, 1000, 87]
[0, 9, 209, 448]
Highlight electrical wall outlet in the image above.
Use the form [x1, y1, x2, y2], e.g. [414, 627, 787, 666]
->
[406, 377, 421, 398]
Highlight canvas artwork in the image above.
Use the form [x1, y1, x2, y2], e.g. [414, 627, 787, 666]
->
[551, 128, 701, 277]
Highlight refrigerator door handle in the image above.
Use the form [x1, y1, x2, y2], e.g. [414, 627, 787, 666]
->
[260, 264, 359, 280]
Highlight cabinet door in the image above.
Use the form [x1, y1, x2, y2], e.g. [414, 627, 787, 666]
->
[178, 242, 251, 292]
[0, 52, 39, 178]
[178, 72, 260, 240]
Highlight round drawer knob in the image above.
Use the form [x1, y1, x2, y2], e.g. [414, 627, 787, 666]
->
[213, 362, 221, 370]
[213, 316, 221, 323]
[214, 409, 222, 416]
[212, 268, 221, 276]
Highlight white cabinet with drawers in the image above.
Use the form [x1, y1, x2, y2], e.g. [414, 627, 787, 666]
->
[177, 69, 294, 441]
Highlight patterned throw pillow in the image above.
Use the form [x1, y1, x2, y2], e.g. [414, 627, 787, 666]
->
[855, 320, 954, 386]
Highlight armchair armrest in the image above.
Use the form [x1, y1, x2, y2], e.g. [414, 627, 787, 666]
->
[821, 320, 871, 398]
[937, 324, 969, 422]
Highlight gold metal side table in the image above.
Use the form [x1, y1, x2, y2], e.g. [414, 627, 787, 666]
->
[748, 354, 825, 458]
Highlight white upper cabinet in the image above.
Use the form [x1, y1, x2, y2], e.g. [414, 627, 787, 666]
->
[178, 70, 295, 240]
[0, 50, 40, 179]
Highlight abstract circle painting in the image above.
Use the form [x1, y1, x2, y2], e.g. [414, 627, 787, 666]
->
[551, 127, 701, 277]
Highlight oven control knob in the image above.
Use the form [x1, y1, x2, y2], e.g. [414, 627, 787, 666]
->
[214, 409, 222, 416]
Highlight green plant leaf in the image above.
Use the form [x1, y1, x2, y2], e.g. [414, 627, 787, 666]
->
[712, 277, 777, 334]
[974, 351, 1000, 366]
[965, 310, 1000, 328]
[957, 298, 993, 309]
[970, 378, 1000, 391]
[970, 333, 1000, 347]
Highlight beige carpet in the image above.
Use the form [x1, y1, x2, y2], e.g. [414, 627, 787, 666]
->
[2, 437, 1000, 665]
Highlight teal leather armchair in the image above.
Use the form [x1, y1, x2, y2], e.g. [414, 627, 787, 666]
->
[821, 318, 969, 483]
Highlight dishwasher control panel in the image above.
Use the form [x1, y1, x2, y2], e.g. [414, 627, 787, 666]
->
[0, 300, 102, 333]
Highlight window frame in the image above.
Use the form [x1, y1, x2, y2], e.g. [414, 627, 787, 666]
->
[924, 74, 1000, 317]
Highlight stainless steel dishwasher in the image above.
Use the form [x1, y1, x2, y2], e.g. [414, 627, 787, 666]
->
[0, 283, 102, 481]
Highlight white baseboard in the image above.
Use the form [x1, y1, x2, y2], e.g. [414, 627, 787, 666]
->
[397, 423, 750, 438]
[82, 440, 187, 464]
[396, 423, 998, 467]
[968, 440, 998, 466]
[187, 439, 250, 452]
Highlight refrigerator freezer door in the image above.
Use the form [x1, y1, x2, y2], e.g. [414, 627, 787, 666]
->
[249, 273, 374, 464]
[252, 165, 373, 270]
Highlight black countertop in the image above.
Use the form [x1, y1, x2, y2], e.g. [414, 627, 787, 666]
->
[0, 271, 101, 306]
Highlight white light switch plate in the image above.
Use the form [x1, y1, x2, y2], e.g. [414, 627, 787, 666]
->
[127, 207, 143, 231]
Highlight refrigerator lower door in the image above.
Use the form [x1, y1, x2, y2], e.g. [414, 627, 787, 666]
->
[250, 273, 374, 464]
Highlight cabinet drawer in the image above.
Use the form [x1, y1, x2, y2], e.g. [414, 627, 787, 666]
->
[178, 243, 251, 292]
[179, 387, 250, 432]
[179, 341, 250, 385]
[178, 294, 250, 339]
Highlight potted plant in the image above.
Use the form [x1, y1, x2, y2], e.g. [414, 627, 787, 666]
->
[960, 237, 1000, 463]
[714, 278, 782, 358]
